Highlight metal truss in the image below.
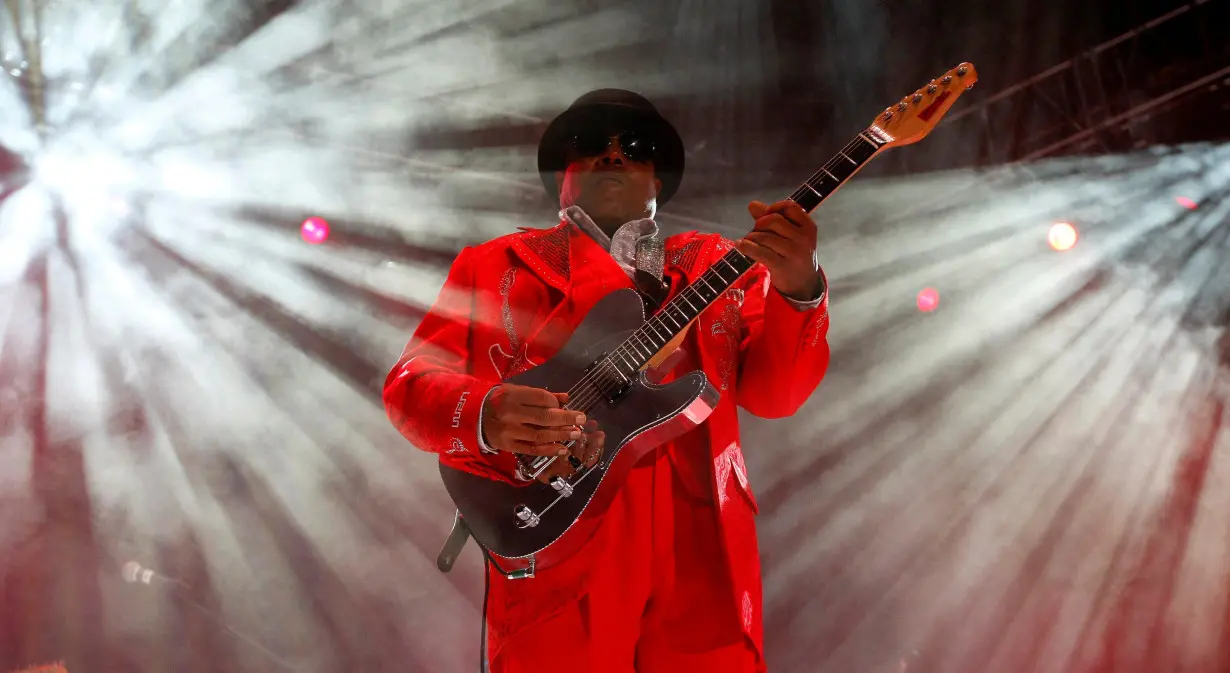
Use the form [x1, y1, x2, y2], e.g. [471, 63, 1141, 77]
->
[2, 0, 48, 131]
[943, 0, 1230, 165]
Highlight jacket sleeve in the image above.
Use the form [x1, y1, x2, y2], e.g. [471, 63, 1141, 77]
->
[734, 261, 832, 419]
[382, 247, 523, 483]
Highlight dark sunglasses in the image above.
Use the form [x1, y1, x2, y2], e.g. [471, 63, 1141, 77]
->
[570, 130, 656, 164]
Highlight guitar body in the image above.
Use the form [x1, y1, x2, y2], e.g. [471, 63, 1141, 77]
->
[439, 289, 720, 573]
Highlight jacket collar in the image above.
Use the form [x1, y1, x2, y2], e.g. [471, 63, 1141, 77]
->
[508, 217, 724, 292]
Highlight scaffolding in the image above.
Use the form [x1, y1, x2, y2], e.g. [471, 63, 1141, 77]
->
[2, 0, 48, 133]
[943, 0, 1230, 166]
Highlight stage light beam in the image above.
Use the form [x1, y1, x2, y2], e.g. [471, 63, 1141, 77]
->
[1048, 222, 1078, 251]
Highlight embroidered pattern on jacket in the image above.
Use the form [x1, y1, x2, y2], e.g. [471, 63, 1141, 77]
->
[451, 390, 470, 429]
[668, 239, 704, 272]
[489, 344, 536, 380]
[710, 300, 742, 391]
[499, 268, 520, 352]
[809, 310, 830, 347]
[448, 437, 467, 454]
[713, 444, 734, 508]
[488, 267, 536, 379]
[521, 226, 570, 281]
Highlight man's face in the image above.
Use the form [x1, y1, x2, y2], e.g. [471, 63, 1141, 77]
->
[555, 126, 663, 232]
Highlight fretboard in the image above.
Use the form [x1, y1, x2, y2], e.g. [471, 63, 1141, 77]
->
[589, 128, 887, 389]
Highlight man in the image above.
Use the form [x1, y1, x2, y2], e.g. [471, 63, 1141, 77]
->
[383, 90, 831, 672]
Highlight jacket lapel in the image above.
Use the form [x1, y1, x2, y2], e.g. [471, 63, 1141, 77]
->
[508, 222, 572, 295]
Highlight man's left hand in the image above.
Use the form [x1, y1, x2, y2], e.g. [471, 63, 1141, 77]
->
[735, 199, 823, 301]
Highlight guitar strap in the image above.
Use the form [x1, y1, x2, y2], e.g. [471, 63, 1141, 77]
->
[633, 269, 671, 313]
[436, 510, 472, 573]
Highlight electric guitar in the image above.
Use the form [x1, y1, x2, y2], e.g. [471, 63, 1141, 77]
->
[439, 63, 979, 578]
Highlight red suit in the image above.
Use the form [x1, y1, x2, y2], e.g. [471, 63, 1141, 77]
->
[383, 219, 830, 671]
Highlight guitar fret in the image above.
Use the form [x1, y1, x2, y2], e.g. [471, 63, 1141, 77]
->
[625, 340, 645, 362]
[665, 309, 683, 329]
[825, 159, 856, 182]
[639, 333, 654, 354]
[858, 132, 881, 150]
[692, 285, 709, 306]
[845, 134, 879, 163]
[839, 151, 857, 166]
[795, 182, 824, 211]
[614, 349, 635, 371]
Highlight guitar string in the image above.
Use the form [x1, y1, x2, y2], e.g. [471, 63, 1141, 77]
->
[566, 132, 869, 402]
[512, 267, 737, 478]
[513, 131, 875, 477]
[563, 131, 869, 406]
[551, 255, 746, 418]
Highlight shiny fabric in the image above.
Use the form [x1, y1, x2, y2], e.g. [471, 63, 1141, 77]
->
[382, 218, 832, 666]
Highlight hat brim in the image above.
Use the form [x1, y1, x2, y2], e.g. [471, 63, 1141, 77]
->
[537, 102, 685, 206]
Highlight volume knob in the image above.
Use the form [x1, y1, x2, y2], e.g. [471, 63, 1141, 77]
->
[514, 505, 540, 528]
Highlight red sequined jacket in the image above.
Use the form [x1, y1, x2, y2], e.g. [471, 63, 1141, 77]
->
[382, 218, 831, 658]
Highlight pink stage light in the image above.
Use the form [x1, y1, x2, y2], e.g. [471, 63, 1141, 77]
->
[301, 216, 330, 244]
[917, 288, 940, 313]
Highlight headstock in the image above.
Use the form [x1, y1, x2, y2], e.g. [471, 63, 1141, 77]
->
[870, 62, 978, 148]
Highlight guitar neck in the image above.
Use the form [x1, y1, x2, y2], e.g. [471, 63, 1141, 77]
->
[598, 127, 889, 379]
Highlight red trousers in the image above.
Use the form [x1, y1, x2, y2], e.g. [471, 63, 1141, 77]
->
[486, 448, 763, 673]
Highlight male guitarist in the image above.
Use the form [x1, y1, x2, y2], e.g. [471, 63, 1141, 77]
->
[383, 89, 831, 673]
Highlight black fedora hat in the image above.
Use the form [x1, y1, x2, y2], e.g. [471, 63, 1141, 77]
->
[537, 89, 685, 206]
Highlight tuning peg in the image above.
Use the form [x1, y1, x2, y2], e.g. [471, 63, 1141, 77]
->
[941, 76, 952, 85]
[912, 93, 923, 104]
[883, 109, 894, 121]
[897, 101, 908, 111]
[926, 82, 938, 94]
[957, 65, 968, 77]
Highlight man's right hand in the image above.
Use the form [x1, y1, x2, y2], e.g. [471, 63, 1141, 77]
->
[480, 384, 603, 483]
